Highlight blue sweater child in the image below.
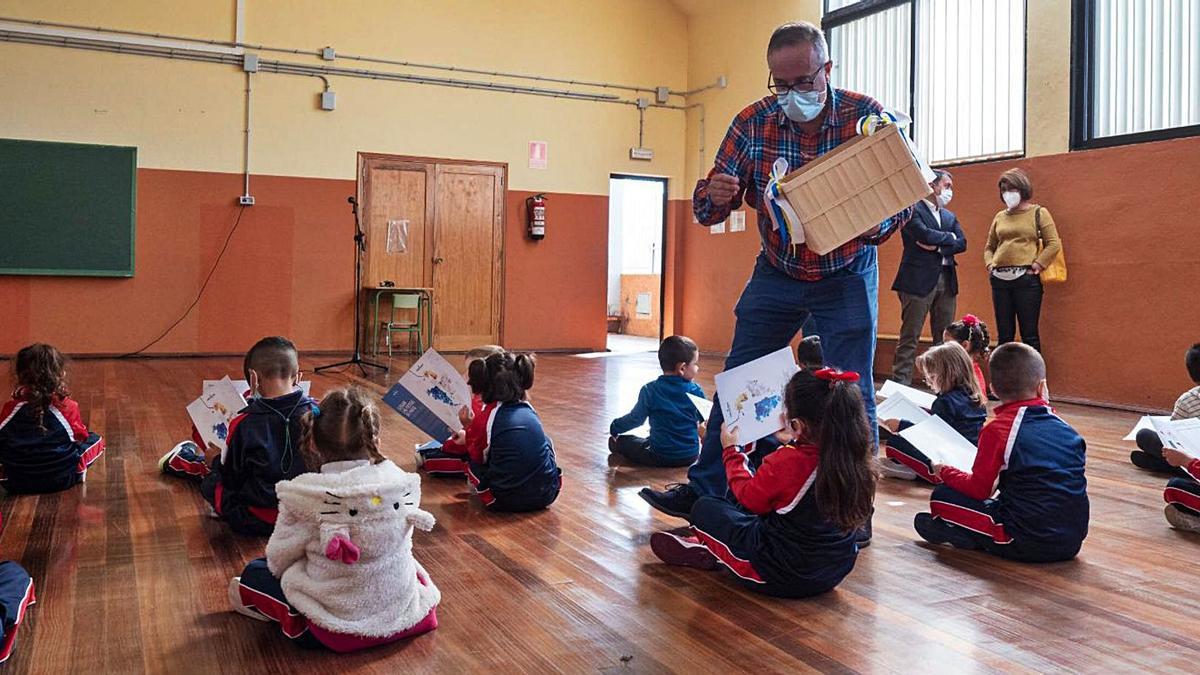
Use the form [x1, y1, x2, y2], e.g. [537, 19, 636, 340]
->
[609, 336, 706, 468]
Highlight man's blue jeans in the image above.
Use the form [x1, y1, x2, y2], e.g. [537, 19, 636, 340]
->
[688, 250, 880, 498]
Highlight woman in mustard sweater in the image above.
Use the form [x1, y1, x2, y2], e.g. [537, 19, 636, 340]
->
[983, 168, 1061, 353]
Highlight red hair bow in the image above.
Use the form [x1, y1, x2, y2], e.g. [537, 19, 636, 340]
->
[813, 367, 861, 384]
[961, 314, 980, 327]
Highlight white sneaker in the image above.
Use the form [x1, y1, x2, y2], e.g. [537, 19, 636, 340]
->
[1165, 505, 1200, 533]
[228, 577, 270, 621]
[880, 457, 919, 481]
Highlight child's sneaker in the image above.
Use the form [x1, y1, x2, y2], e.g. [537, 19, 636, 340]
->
[650, 532, 719, 570]
[227, 577, 270, 622]
[1164, 504, 1200, 533]
[880, 457, 918, 481]
[159, 440, 210, 478]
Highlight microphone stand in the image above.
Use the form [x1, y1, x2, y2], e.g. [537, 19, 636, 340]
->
[315, 196, 387, 375]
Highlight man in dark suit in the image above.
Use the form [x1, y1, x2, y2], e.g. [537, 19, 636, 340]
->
[891, 170, 966, 385]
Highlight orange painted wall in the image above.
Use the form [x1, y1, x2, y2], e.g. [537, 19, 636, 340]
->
[618, 274, 661, 338]
[502, 190, 608, 353]
[675, 136, 1200, 411]
[2, 173, 609, 357]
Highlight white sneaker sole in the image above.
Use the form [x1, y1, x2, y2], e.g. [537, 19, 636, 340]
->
[158, 440, 196, 473]
[1165, 505, 1200, 533]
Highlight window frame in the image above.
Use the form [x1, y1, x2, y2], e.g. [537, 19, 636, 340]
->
[823, 0, 1028, 167]
[1069, 0, 1200, 150]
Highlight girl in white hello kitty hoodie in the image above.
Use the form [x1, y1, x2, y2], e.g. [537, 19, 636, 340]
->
[229, 387, 440, 653]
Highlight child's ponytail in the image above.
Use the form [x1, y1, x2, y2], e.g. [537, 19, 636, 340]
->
[784, 368, 877, 533]
[946, 315, 991, 360]
[481, 352, 536, 404]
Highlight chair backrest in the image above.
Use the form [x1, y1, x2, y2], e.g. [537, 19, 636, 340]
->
[392, 292, 421, 310]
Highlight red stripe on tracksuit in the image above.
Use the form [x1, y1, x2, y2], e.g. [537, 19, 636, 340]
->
[692, 526, 764, 583]
[422, 458, 467, 474]
[0, 578, 36, 664]
[168, 451, 210, 477]
[1164, 486, 1200, 513]
[884, 444, 941, 483]
[237, 582, 309, 638]
[76, 436, 106, 476]
[930, 499, 1013, 544]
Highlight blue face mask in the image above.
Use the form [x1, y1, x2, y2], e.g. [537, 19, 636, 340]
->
[778, 89, 825, 123]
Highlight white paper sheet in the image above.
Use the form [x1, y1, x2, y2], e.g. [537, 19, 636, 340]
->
[1152, 417, 1200, 461]
[877, 380, 937, 409]
[876, 392, 932, 426]
[187, 376, 247, 456]
[714, 346, 798, 446]
[896, 415, 978, 472]
[1123, 415, 1171, 442]
[688, 393, 714, 420]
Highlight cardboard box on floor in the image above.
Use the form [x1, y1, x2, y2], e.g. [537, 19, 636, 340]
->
[778, 123, 931, 255]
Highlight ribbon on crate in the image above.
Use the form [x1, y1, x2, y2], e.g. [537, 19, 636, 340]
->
[855, 109, 936, 184]
[763, 157, 806, 247]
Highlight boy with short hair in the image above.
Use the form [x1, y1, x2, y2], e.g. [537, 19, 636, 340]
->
[1130, 343, 1200, 474]
[914, 342, 1089, 562]
[609, 336, 707, 468]
[796, 335, 824, 371]
[160, 336, 317, 536]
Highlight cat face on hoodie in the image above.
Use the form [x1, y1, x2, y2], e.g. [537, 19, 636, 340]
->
[317, 473, 423, 526]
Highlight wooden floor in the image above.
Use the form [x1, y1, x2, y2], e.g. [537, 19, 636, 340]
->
[2, 352, 1198, 673]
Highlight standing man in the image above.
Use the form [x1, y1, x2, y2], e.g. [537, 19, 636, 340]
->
[639, 21, 912, 545]
[890, 170, 966, 385]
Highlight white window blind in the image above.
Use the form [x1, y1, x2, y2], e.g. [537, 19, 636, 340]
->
[829, 4, 912, 120]
[825, 0, 1026, 164]
[1092, 0, 1200, 139]
[915, 0, 1025, 163]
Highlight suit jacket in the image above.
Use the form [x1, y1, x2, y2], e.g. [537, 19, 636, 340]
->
[892, 202, 967, 296]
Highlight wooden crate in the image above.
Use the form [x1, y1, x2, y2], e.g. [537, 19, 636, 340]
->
[778, 123, 930, 255]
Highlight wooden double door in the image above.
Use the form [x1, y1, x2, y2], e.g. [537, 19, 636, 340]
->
[359, 154, 505, 352]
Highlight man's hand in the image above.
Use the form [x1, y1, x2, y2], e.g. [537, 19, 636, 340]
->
[1163, 448, 1191, 469]
[706, 173, 740, 207]
[720, 422, 740, 450]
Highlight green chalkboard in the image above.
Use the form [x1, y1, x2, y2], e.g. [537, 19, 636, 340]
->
[0, 138, 136, 277]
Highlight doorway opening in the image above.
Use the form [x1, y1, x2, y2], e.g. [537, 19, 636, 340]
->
[606, 174, 667, 354]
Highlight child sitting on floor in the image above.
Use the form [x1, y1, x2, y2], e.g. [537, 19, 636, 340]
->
[914, 343, 1089, 562]
[880, 342, 987, 483]
[230, 387, 440, 652]
[608, 336, 707, 468]
[650, 367, 875, 598]
[416, 344, 504, 477]
[464, 352, 562, 511]
[1161, 446, 1200, 533]
[159, 336, 317, 535]
[943, 314, 991, 397]
[1131, 343, 1200, 474]
[0, 343, 105, 493]
[796, 335, 824, 371]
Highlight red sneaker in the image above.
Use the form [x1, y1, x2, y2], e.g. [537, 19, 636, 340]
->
[650, 532, 719, 570]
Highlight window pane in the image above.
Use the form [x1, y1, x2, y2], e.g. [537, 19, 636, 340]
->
[914, 0, 1025, 163]
[826, 0, 863, 11]
[829, 3, 912, 117]
[1092, 0, 1200, 139]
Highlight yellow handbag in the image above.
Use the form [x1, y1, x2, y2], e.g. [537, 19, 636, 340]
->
[1035, 207, 1067, 284]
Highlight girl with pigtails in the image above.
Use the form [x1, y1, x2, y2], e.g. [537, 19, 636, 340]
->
[228, 387, 441, 652]
[462, 352, 562, 512]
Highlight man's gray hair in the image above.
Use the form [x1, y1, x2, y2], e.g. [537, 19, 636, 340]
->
[768, 21, 829, 63]
[933, 169, 953, 184]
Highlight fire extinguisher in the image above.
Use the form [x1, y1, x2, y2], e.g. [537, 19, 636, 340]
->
[526, 193, 547, 240]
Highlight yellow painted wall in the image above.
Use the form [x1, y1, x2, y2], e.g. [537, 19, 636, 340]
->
[681, 0, 1073, 187]
[0, 0, 690, 196]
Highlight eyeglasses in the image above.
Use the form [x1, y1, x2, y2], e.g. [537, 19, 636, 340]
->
[767, 62, 830, 94]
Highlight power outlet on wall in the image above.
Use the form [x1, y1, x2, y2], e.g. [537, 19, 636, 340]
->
[238, 195, 255, 206]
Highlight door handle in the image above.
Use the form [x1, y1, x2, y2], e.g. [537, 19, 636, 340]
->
[433, 256, 445, 265]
